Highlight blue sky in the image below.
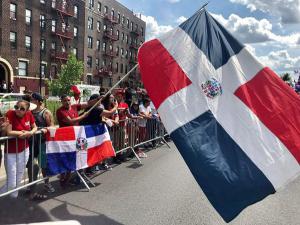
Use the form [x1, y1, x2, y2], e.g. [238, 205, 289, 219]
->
[118, 0, 300, 76]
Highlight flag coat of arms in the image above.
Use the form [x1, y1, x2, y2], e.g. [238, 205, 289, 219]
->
[46, 124, 115, 176]
[138, 9, 300, 222]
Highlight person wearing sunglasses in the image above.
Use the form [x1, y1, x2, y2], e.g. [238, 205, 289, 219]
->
[0, 100, 37, 197]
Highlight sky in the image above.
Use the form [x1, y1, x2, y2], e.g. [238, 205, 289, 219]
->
[118, 0, 300, 77]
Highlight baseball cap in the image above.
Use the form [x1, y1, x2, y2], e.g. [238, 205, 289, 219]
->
[31, 92, 43, 102]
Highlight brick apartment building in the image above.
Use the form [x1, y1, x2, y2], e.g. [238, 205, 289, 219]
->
[0, 0, 145, 94]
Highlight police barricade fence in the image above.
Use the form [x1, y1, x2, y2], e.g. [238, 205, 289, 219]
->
[0, 118, 170, 198]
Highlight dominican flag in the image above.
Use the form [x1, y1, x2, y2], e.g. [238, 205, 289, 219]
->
[45, 124, 115, 176]
[138, 9, 300, 222]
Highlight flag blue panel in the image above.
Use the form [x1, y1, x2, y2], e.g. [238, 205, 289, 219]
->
[179, 10, 244, 69]
[84, 124, 107, 139]
[170, 110, 275, 222]
[46, 152, 77, 176]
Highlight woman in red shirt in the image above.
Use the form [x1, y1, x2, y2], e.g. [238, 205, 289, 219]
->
[0, 100, 37, 197]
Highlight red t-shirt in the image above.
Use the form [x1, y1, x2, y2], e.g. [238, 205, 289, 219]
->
[56, 104, 81, 127]
[118, 102, 129, 127]
[6, 110, 35, 153]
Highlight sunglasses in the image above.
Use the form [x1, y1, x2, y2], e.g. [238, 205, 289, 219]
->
[14, 105, 26, 111]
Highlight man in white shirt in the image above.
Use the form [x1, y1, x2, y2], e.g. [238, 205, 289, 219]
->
[137, 98, 152, 158]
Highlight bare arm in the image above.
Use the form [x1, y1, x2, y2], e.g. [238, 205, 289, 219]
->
[44, 110, 54, 127]
[62, 112, 89, 126]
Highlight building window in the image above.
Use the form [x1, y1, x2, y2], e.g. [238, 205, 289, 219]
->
[122, 32, 125, 42]
[97, 21, 101, 31]
[111, 10, 114, 18]
[104, 6, 108, 14]
[116, 62, 119, 73]
[25, 9, 32, 25]
[73, 48, 78, 58]
[18, 61, 28, 76]
[88, 0, 94, 9]
[126, 19, 129, 28]
[74, 5, 78, 18]
[116, 46, 119, 56]
[109, 44, 113, 51]
[125, 50, 128, 58]
[125, 65, 128, 74]
[109, 78, 112, 87]
[120, 64, 123, 73]
[88, 17, 93, 30]
[40, 15, 46, 29]
[97, 2, 101, 12]
[103, 24, 107, 31]
[74, 26, 78, 37]
[25, 36, 31, 51]
[88, 36, 93, 49]
[41, 63, 46, 78]
[126, 35, 128, 44]
[141, 27, 144, 36]
[41, 39, 46, 51]
[51, 20, 56, 32]
[122, 16, 125, 24]
[51, 42, 56, 50]
[102, 42, 106, 52]
[87, 75, 92, 85]
[131, 22, 134, 31]
[97, 40, 100, 50]
[10, 32, 17, 49]
[117, 13, 121, 23]
[50, 65, 57, 78]
[87, 56, 92, 68]
[10, 4, 17, 20]
[117, 30, 119, 40]
[121, 48, 124, 57]
[96, 58, 99, 67]
[51, 0, 56, 8]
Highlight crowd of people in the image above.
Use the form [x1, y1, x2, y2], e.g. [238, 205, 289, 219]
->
[0, 86, 163, 200]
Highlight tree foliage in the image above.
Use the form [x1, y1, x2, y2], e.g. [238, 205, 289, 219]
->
[47, 54, 84, 96]
[281, 73, 292, 82]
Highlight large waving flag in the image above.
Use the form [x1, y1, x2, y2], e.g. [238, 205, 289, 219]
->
[46, 124, 115, 176]
[138, 9, 300, 222]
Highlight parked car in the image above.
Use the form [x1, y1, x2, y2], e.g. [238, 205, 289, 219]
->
[0, 93, 36, 115]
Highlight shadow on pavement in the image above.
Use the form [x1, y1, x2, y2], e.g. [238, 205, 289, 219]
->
[0, 196, 52, 224]
[50, 202, 124, 225]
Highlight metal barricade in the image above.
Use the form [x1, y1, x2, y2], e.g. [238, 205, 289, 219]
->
[0, 131, 47, 198]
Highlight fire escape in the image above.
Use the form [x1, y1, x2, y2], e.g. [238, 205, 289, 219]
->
[51, 0, 74, 64]
[97, 13, 119, 78]
[128, 28, 140, 79]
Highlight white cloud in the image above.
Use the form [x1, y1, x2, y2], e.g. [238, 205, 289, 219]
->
[141, 15, 173, 40]
[258, 50, 300, 73]
[211, 13, 300, 45]
[176, 16, 187, 24]
[229, 0, 300, 24]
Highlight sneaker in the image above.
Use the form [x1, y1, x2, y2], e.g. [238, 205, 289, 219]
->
[138, 150, 147, 158]
[103, 163, 112, 171]
[44, 183, 55, 193]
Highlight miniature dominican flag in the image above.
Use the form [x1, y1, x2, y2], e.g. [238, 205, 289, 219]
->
[138, 9, 300, 222]
[45, 124, 115, 176]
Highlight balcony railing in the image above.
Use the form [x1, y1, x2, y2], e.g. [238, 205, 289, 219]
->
[52, 29, 74, 39]
[52, 3, 74, 17]
[103, 51, 117, 58]
[129, 57, 138, 64]
[96, 67, 113, 76]
[130, 29, 140, 36]
[129, 43, 139, 50]
[103, 31, 118, 41]
[104, 14, 119, 24]
[50, 50, 68, 61]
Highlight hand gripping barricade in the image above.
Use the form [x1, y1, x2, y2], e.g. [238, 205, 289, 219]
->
[0, 119, 170, 198]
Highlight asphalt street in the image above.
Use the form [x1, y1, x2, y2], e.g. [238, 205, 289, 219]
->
[0, 142, 299, 225]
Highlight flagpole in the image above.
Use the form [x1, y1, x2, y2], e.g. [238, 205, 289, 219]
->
[194, 1, 209, 14]
[86, 63, 138, 114]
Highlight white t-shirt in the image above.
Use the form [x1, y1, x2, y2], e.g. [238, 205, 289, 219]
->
[138, 104, 151, 127]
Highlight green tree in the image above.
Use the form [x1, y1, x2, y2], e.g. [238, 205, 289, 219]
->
[281, 73, 292, 83]
[47, 54, 84, 96]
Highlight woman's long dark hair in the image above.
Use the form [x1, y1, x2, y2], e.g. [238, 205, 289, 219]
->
[102, 93, 113, 110]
